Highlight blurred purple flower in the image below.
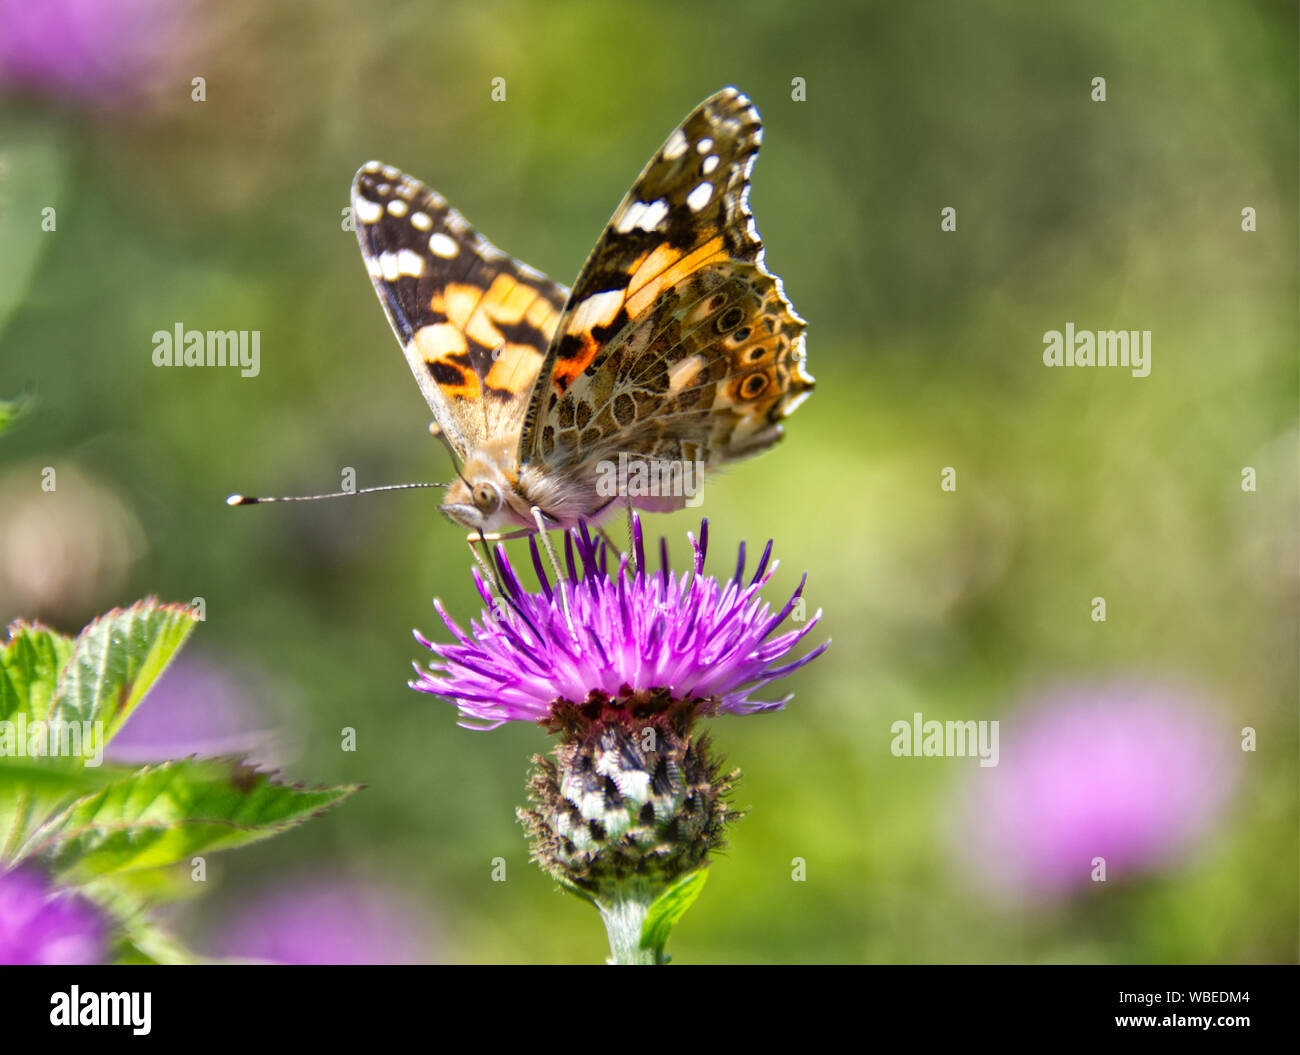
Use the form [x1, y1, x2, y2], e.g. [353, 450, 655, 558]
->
[210, 875, 439, 965]
[958, 682, 1238, 899]
[414, 516, 827, 729]
[0, 0, 197, 103]
[0, 868, 105, 965]
[108, 652, 290, 769]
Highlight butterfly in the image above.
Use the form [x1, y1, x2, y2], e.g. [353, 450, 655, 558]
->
[351, 87, 813, 538]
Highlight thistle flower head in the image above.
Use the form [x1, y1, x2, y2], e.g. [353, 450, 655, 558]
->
[412, 516, 827, 729]
[412, 517, 827, 909]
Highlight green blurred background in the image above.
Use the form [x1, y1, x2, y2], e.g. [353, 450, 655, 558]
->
[0, 0, 1295, 963]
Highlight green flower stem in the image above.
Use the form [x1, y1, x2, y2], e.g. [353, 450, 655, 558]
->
[597, 885, 664, 965]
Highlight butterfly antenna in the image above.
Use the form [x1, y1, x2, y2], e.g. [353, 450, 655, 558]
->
[226, 482, 446, 506]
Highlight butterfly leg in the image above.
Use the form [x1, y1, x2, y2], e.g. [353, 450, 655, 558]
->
[624, 492, 638, 577]
[468, 527, 537, 543]
[462, 522, 555, 601]
[465, 531, 503, 601]
[596, 525, 621, 565]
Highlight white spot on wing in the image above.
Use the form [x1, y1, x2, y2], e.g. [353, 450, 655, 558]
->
[396, 249, 424, 276]
[615, 198, 670, 233]
[429, 232, 459, 258]
[567, 289, 625, 332]
[387, 199, 408, 217]
[701, 154, 720, 175]
[355, 197, 383, 223]
[686, 182, 714, 211]
[663, 129, 688, 159]
[380, 250, 425, 279]
[696, 137, 713, 154]
[410, 211, 432, 230]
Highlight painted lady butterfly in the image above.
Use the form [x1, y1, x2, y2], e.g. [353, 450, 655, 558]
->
[351, 87, 813, 537]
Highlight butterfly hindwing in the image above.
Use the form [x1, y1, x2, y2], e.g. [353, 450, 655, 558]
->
[352, 162, 569, 460]
[518, 88, 813, 490]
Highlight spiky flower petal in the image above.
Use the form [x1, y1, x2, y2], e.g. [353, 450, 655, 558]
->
[412, 517, 827, 729]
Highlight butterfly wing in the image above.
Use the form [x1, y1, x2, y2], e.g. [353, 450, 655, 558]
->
[517, 88, 813, 510]
[352, 162, 569, 461]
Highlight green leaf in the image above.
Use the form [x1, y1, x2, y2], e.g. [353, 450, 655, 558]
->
[0, 602, 195, 867]
[48, 599, 199, 741]
[1, 623, 83, 865]
[1, 602, 197, 864]
[0, 621, 75, 724]
[640, 869, 709, 958]
[43, 757, 359, 882]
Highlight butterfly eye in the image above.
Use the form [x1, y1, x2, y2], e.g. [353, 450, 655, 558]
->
[472, 483, 501, 514]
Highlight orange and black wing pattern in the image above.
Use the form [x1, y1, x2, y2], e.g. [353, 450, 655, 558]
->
[352, 162, 569, 459]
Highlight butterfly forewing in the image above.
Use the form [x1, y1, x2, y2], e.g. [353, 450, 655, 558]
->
[351, 162, 568, 460]
[517, 88, 813, 490]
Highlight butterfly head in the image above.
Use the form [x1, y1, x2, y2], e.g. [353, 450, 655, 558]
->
[439, 448, 530, 533]
[441, 479, 504, 532]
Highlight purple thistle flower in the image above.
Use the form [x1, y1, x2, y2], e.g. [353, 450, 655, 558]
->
[412, 516, 827, 729]
[0, 868, 105, 965]
[956, 681, 1238, 899]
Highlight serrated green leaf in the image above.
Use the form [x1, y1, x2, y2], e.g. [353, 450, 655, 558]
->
[0, 621, 75, 724]
[1, 602, 198, 864]
[1, 623, 87, 865]
[640, 869, 709, 956]
[48, 599, 199, 741]
[42, 757, 359, 882]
